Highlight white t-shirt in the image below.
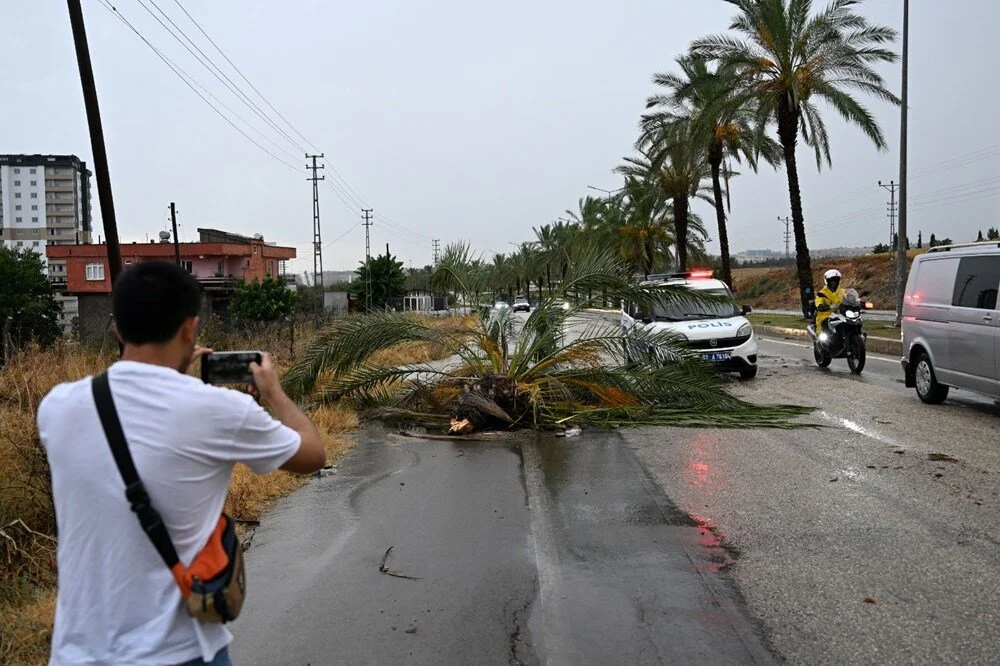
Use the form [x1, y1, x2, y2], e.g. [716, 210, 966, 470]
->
[38, 360, 302, 665]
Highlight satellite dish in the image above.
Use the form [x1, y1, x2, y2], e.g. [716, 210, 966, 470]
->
[158, 230, 171, 240]
[253, 233, 264, 240]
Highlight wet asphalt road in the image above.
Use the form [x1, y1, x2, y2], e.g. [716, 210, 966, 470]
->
[232, 428, 772, 665]
[233, 323, 1000, 664]
[625, 337, 1000, 664]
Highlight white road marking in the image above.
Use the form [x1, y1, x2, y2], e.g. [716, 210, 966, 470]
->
[819, 411, 904, 448]
[758, 337, 899, 364]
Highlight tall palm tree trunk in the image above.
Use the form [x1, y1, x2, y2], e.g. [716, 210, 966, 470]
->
[778, 102, 812, 318]
[709, 145, 732, 288]
[673, 196, 690, 272]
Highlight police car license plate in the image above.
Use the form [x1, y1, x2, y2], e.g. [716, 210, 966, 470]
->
[702, 352, 731, 363]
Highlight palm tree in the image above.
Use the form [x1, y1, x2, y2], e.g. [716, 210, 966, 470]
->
[692, 0, 899, 315]
[644, 53, 781, 287]
[617, 144, 712, 273]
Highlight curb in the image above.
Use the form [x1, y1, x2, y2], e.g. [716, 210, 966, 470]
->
[756, 325, 901, 357]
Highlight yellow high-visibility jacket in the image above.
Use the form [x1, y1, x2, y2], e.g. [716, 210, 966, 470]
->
[815, 286, 847, 330]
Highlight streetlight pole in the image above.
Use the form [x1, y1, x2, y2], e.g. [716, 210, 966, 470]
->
[895, 0, 910, 327]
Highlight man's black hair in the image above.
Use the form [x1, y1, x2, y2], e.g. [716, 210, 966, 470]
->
[113, 261, 202, 345]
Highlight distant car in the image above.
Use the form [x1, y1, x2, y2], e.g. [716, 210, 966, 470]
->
[513, 296, 530, 312]
[493, 300, 509, 310]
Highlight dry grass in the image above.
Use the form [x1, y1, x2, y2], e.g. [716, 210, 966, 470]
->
[733, 253, 923, 310]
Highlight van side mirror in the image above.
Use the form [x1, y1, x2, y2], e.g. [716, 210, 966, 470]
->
[742, 304, 752, 315]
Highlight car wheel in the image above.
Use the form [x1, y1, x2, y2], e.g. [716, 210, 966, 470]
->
[915, 352, 949, 404]
[739, 365, 758, 380]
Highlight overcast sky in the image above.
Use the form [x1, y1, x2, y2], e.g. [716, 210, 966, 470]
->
[3, 0, 996, 274]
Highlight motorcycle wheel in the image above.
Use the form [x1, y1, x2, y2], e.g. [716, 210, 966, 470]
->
[847, 335, 866, 374]
[814, 343, 832, 368]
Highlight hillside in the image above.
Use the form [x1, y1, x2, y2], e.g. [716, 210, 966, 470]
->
[733, 250, 925, 310]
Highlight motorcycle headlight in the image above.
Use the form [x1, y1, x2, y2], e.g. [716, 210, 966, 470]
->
[737, 323, 753, 338]
[846, 310, 859, 319]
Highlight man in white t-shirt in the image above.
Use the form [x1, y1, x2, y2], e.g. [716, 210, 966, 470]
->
[37, 261, 326, 665]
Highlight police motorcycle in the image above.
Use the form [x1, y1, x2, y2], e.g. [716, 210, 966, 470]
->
[807, 288, 873, 374]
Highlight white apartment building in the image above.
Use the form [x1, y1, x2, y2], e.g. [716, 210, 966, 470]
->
[0, 154, 94, 332]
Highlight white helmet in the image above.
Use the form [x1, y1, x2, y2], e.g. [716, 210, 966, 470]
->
[824, 269, 842, 281]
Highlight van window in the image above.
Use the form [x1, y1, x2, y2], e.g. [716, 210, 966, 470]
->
[910, 258, 958, 305]
[952, 256, 1000, 310]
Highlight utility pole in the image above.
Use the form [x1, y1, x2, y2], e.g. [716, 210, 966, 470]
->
[67, 0, 122, 285]
[432, 238, 441, 265]
[169, 202, 180, 265]
[385, 242, 391, 312]
[895, 0, 910, 327]
[879, 180, 900, 247]
[306, 154, 324, 317]
[778, 216, 792, 258]
[362, 208, 374, 311]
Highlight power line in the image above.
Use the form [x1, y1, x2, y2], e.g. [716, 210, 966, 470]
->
[136, 0, 305, 154]
[323, 222, 361, 249]
[96, 0, 300, 171]
[170, 0, 320, 154]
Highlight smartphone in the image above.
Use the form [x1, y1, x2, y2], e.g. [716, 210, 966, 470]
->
[201, 351, 263, 386]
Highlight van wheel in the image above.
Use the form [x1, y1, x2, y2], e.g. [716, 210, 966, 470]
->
[739, 365, 758, 380]
[915, 353, 949, 404]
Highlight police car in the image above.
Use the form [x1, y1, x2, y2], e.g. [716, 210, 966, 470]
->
[621, 271, 759, 379]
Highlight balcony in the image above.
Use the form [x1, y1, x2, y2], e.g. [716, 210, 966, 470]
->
[197, 276, 239, 291]
[48, 274, 68, 290]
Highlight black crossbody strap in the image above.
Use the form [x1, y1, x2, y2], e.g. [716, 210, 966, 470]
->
[92, 372, 181, 569]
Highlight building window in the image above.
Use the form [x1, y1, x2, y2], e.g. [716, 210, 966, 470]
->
[15, 217, 22, 223]
[48, 228, 55, 236]
[32, 229, 39, 236]
[16, 241, 23, 247]
[85, 263, 105, 281]
[13, 168, 20, 174]
[13, 180, 20, 186]
[14, 193, 20, 199]
[253, 245, 258, 254]
[30, 193, 37, 199]
[180, 260, 193, 273]
[15, 205, 21, 211]
[32, 241, 39, 247]
[29, 168, 36, 174]
[30, 180, 36, 186]
[31, 205, 37, 211]
[31, 217, 38, 223]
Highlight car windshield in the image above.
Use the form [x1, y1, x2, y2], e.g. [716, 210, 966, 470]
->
[514, 297, 528, 303]
[650, 288, 738, 321]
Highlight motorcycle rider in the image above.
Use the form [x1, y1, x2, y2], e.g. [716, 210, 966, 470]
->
[815, 269, 847, 339]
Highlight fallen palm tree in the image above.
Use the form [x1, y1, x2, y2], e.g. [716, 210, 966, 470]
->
[282, 249, 811, 431]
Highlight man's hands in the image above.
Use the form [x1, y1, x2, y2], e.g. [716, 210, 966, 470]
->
[187, 346, 213, 373]
[248, 352, 283, 403]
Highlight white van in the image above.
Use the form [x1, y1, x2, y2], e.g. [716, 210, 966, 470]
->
[622, 272, 758, 379]
[901, 243, 1000, 403]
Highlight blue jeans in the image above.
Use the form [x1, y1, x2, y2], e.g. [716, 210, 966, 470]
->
[175, 646, 231, 666]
